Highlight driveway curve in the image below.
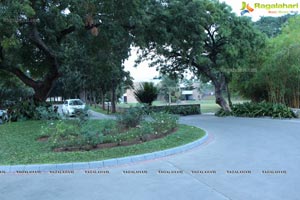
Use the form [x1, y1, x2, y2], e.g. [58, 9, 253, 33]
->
[1, 115, 300, 200]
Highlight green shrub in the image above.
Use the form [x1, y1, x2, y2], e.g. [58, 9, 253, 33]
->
[134, 82, 158, 106]
[100, 120, 118, 136]
[149, 104, 201, 115]
[150, 112, 178, 134]
[42, 110, 179, 150]
[36, 106, 60, 120]
[215, 102, 297, 118]
[80, 123, 104, 147]
[43, 119, 103, 149]
[45, 120, 80, 148]
[116, 106, 146, 128]
[8, 100, 60, 121]
[72, 107, 89, 124]
[140, 122, 155, 135]
[215, 109, 231, 117]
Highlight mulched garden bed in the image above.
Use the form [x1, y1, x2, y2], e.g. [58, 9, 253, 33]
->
[37, 128, 177, 152]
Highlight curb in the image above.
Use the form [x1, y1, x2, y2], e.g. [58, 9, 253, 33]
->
[0, 133, 209, 173]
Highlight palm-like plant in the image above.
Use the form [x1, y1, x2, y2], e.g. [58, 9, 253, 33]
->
[134, 82, 158, 106]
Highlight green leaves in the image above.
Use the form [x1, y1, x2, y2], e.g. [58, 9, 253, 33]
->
[21, 3, 35, 17]
[216, 102, 297, 118]
[237, 15, 300, 108]
[1, 36, 20, 50]
[134, 82, 158, 106]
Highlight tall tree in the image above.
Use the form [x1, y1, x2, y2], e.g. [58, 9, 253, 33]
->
[233, 15, 300, 108]
[254, 15, 292, 38]
[134, 0, 264, 111]
[0, 0, 139, 102]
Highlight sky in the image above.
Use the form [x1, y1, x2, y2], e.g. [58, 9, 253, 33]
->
[124, 0, 300, 82]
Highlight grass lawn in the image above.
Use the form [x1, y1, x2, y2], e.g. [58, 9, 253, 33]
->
[89, 105, 112, 115]
[0, 120, 205, 165]
[201, 103, 221, 113]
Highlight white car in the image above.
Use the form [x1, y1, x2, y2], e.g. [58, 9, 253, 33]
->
[62, 99, 86, 116]
[0, 109, 8, 121]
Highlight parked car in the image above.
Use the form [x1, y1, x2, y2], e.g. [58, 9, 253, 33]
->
[62, 99, 86, 116]
[0, 109, 8, 122]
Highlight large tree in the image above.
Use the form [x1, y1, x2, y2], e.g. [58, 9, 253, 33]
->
[134, 0, 265, 111]
[254, 15, 292, 38]
[232, 15, 300, 108]
[0, 0, 139, 102]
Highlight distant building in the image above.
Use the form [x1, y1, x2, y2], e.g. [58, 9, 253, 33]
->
[123, 82, 140, 103]
[180, 82, 201, 101]
[122, 81, 203, 104]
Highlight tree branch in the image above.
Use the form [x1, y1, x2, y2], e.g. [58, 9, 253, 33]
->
[57, 22, 103, 43]
[0, 44, 38, 87]
[85, 22, 101, 30]
[9, 68, 39, 88]
[0, 45, 3, 61]
[191, 59, 215, 81]
[57, 26, 76, 43]
[29, 23, 56, 59]
[29, 22, 60, 80]
[204, 26, 215, 46]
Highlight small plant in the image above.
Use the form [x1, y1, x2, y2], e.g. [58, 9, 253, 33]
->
[215, 109, 232, 117]
[73, 107, 89, 125]
[150, 112, 178, 134]
[134, 82, 158, 106]
[140, 122, 155, 135]
[44, 120, 104, 149]
[36, 106, 60, 120]
[116, 106, 146, 129]
[101, 120, 118, 135]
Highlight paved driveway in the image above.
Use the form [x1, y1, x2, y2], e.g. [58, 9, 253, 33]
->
[1, 115, 299, 200]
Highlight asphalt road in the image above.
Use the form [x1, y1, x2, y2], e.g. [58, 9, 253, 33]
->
[1, 115, 300, 200]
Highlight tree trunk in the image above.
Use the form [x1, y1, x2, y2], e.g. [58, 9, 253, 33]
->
[192, 61, 231, 112]
[33, 83, 55, 102]
[212, 76, 231, 112]
[226, 81, 233, 108]
[111, 88, 116, 113]
[214, 84, 231, 112]
[8, 66, 59, 103]
[101, 91, 105, 110]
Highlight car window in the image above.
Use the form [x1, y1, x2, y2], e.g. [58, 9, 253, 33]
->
[69, 100, 83, 106]
[64, 101, 68, 105]
[74, 100, 83, 105]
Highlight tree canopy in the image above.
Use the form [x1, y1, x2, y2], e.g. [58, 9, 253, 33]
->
[231, 15, 300, 108]
[0, 0, 139, 102]
[1, 0, 297, 111]
[134, 0, 265, 111]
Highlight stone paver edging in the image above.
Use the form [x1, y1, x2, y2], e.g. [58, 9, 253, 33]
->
[0, 133, 209, 173]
